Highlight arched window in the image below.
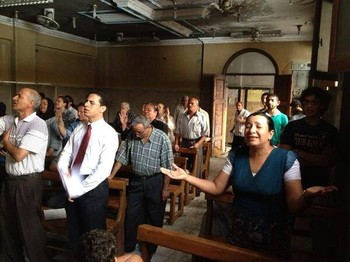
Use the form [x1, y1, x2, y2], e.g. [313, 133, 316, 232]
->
[223, 48, 278, 89]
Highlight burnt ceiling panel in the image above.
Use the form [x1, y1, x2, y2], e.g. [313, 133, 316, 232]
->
[0, 0, 315, 43]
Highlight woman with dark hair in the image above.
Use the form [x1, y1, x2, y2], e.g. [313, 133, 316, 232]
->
[45, 96, 76, 156]
[38, 97, 55, 120]
[161, 112, 337, 257]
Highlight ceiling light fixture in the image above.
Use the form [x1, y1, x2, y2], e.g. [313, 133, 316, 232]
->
[72, 17, 76, 29]
[0, 0, 53, 7]
[93, 4, 97, 19]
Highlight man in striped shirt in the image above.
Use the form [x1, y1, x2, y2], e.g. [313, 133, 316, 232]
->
[0, 88, 48, 262]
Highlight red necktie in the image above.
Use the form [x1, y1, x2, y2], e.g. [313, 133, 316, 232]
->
[72, 124, 91, 168]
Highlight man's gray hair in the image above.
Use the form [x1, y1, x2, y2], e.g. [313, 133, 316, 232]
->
[25, 88, 41, 110]
[131, 115, 151, 129]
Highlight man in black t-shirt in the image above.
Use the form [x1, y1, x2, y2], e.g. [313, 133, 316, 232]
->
[280, 87, 338, 188]
[280, 87, 338, 257]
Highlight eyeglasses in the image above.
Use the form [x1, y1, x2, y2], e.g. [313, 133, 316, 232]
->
[302, 99, 320, 106]
[132, 126, 149, 136]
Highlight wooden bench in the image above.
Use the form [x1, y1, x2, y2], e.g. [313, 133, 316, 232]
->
[203, 190, 234, 239]
[41, 170, 128, 256]
[106, 178, 128, 255]
[292, 202, 349, 258]
[137, 224, 280, 262]
[165, 156, 188, 225]
[175, 147, 199, 204]
[201, 140, 212, 179]
[202, 189, 349, 260]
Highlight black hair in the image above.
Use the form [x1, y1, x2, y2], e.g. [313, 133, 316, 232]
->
[246, 112, 275, 132]
[87, 89, 108, 107]
[57, 95, 70, 105]
[77, 229, 117, 262]
[145, 102, 159, 112]
[0, 101, 6, 117]
[300, 87, 331, 114]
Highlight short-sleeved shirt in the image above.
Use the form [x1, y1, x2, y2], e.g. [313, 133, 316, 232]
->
[0, 113, 48, 176]
[266, 110, 289, 146]
[280, 118, 338, 188]
[116, 127, 173, 176]
[234, 109, 250, 137]
[175, 110, 209, 139]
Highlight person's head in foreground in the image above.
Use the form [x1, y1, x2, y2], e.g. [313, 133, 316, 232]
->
[77, 229, 143, 262]
[78, 229, 117, 262]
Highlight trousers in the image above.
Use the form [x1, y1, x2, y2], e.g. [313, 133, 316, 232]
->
[124, 173, 166, 253]
[65, 178, 109, 251]
[0, 173, 46, 262]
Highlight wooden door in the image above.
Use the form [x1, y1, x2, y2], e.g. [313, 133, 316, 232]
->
[211, 75, 228, 157]
[274, 75, 292, 116]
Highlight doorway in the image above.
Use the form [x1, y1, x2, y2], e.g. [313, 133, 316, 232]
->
[222, 48, 278, 144]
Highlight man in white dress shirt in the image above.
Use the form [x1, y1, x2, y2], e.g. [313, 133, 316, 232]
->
[57, 89, 119, 251]
[173, 95, 189, 127]
[231, 101, 250, 150]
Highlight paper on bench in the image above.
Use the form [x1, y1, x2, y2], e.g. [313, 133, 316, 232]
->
[43, 208, 67, 220]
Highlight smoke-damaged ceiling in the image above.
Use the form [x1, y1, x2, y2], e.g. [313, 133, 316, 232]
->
[0, 0, 316, 43]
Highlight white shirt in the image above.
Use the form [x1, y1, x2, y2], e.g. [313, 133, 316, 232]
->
[173, 104, 187, 127]
[291, 113, 305, 121]
[234, 109, 250, 137]
[57, 118, 118, 198]
[175, 110, 209, 139]
[0, 113, 48, 175]
[68, 106, 78, 119]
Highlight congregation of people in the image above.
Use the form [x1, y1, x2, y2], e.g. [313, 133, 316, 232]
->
[0, 86, 340, 261]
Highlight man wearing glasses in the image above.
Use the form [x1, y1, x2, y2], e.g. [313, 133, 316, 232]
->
[280, 87, 338, 257]
[280, 87, 338, 189]
[109, 115, 173, 256]
[57, 90, 119, 252]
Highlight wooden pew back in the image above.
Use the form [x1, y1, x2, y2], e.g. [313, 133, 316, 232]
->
[137, 224, 280, 262]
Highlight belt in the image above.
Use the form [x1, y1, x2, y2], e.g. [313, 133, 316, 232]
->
[6, 172, 41, 180]
[135, 173, 162, 180]
[182, 138, 200, 142]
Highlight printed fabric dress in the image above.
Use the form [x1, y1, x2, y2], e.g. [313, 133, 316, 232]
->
[228, 148, 296, 257]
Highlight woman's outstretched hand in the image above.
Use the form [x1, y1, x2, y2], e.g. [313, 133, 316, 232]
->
[160, 163, 188, 180]
[304, 185, 338, 198]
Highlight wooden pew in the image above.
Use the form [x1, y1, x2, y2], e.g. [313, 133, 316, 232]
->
[175, 147, 199, 204]
[293, 202, 349, 258]
[203, 190, 234, 239]
[165, 156, 188, 225]
[41, 170, 128, 256]
[201, 140, 212, 179]
[202, 189, 349, 260]
[106, 178, 128, 255]
[137, 224, 280, 262]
